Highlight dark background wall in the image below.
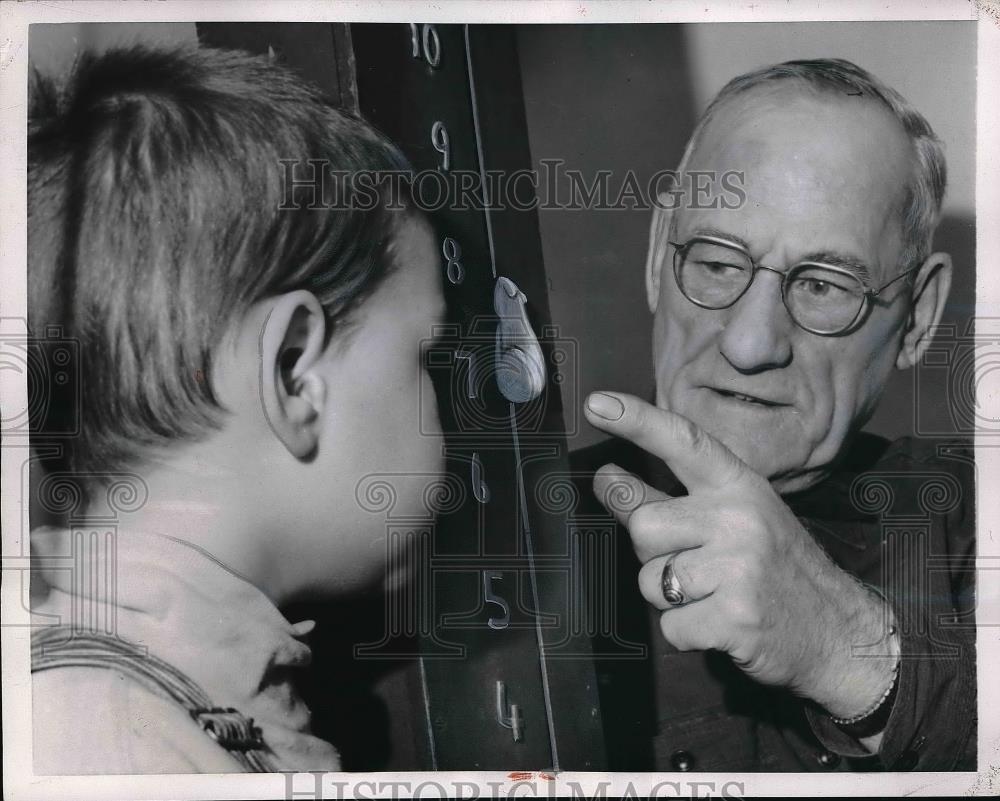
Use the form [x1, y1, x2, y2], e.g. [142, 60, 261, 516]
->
[516, 24, 693, 449]
[517, 22, 977, 451]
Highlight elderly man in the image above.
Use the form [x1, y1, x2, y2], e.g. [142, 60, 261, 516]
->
[574, 59, 975, 772]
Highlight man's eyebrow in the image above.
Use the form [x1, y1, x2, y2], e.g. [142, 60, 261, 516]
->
[690, 227, 752, 252]
[801, 251, 874, 284]
[688, 228, 875, 284]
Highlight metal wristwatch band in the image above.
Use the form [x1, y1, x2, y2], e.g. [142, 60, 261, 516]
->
[831, 665, 900, 739]
[830, 619, 901, 740]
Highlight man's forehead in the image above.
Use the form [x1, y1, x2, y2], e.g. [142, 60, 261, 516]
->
[676, 85, 914, 267]
[690, 85, 912, 183]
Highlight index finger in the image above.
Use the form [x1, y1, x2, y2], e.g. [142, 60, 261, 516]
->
[584, 391, 752, 493]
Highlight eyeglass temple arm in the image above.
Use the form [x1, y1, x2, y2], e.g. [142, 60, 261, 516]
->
[871, 265, 920, 297]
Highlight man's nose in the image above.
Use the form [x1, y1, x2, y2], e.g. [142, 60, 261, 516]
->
[717, 267, 793, 373]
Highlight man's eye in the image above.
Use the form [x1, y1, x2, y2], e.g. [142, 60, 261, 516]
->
[697, 260, 746, 275]
[805, 279, 831, 296]
[791, 277, 852, 297]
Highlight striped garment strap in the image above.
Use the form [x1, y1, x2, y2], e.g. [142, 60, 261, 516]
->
[31, 626, 277, 772]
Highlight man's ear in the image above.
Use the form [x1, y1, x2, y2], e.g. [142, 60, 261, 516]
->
[258, 290, 328, 459]
[896, 252, 953, 370]
[645, 196, 673, 314]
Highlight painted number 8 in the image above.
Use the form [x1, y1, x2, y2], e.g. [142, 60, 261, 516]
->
[442, 236, 465, 285]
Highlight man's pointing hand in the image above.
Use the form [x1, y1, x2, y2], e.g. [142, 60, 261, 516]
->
[585, 391, 898, 725]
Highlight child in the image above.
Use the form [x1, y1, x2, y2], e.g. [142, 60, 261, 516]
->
[28, 44, 445, 773]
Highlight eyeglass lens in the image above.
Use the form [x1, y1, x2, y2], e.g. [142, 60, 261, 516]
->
[675, 240, 866, 334]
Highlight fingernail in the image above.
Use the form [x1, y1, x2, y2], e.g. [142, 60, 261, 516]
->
[587, 392, 624, 421]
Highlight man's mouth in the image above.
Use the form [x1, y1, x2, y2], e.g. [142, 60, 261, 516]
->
[711, 388, 785, 407]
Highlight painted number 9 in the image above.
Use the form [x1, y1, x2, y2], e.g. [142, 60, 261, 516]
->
[431, 121, 451, 172]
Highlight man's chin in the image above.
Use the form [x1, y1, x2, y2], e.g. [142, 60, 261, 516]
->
[712, 430, 832, 492]
[718, 436, 783, 476]
[677, 410, 796, 479]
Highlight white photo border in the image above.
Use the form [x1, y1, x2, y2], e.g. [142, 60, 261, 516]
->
[2, 1, 997, 798]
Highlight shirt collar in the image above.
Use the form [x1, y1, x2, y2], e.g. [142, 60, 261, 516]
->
[31, 526, 339, 768]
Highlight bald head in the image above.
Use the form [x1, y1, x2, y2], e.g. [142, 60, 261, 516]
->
[672, 59, 946, 271]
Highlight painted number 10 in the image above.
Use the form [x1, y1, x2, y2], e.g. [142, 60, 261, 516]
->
[408, 23, 441, 68]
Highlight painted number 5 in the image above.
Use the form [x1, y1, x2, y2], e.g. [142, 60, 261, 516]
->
[483, 572, 510, 630]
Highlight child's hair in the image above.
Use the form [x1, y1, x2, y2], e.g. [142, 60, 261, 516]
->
[28, 45, 415, 481]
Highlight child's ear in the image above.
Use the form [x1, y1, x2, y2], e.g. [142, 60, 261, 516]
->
[896, 252, 952, 371]
[259, 290, 328, 459]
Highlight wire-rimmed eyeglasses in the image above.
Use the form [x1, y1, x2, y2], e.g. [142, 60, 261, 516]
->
[670, 235, 918, 336]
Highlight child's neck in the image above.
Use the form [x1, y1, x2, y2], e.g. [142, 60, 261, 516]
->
[85, 447, 293, 607]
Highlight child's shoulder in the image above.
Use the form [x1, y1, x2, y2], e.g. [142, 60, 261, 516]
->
[32, 665, 245, 774]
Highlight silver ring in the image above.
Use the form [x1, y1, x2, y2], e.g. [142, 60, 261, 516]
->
[661, 558, 687, 607]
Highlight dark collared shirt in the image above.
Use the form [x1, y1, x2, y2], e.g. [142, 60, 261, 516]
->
[570, 432, 976, 772]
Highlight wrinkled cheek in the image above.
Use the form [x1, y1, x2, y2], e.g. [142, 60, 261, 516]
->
[655, 313, 715, 409]
[858, 348, 898, 419]
[795, 363, 846, 469]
